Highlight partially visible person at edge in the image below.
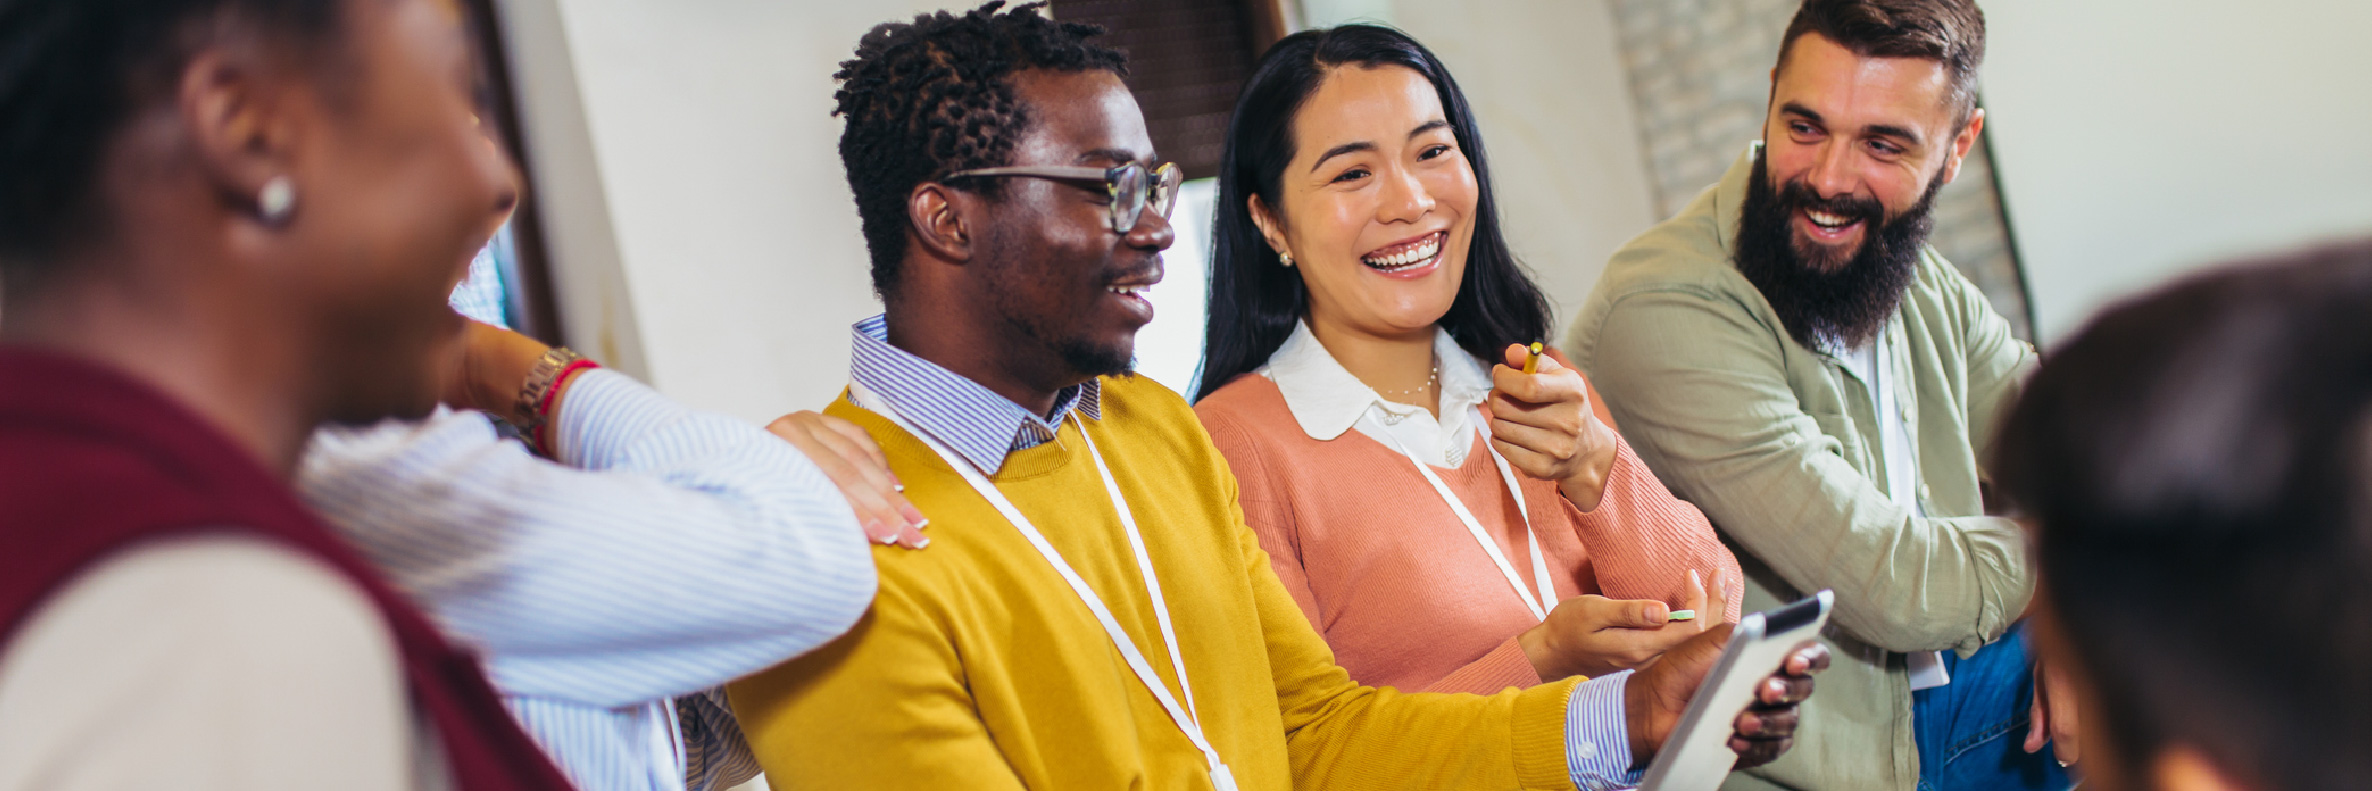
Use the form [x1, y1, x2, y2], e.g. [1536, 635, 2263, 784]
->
[1562, 1, 2071, 790]
[0, 0, 569, 788]
[1995, 239, 2372, 791]
[728, 4, 1827, 791]
[1191, 24, 1744, 697]
[299, 233, 920, 788]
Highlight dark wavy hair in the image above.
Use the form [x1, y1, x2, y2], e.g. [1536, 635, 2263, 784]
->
[1193, 24, 1552, 401]
[831, 1, 1126, 299]
[1780, 0, 1986, 125]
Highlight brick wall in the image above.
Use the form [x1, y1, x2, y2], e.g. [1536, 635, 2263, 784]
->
[1605, 0, 2034, 339]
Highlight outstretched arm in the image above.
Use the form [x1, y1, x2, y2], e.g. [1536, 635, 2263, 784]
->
[303, 327, 883, 705]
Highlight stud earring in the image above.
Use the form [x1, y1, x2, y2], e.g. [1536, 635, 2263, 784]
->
[1278, 251, 1294, 268]
[257, 176, 296, 226]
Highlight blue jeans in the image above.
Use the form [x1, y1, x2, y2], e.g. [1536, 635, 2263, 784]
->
[1910, 622, 2074, 791]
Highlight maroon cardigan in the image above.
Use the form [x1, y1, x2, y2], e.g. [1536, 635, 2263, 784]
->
[0, 348, 575, 791]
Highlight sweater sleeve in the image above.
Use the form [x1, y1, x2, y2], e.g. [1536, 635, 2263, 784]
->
[1221, 471, 1583, 790]
[726, 557, 1027, 791]
[1195, 406, 1329, 631]
[1559, 437, 1745, 623]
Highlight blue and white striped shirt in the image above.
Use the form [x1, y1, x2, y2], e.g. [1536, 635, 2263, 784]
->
[848, 314, 1097, 473]
[300, 369, 878, 791]
[848, 315, 1642, 789]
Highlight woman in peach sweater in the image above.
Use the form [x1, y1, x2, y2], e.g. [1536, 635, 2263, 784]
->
[1193, 24, 1743, 694]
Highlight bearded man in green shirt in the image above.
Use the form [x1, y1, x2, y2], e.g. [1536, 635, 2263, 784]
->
[1563, 2, 2073, 790]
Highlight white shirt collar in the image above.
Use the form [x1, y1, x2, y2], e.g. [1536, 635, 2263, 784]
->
[1259, 320, 1494, 443]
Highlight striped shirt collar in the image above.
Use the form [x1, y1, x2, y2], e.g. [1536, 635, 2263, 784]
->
[848, 314, 1101, 475]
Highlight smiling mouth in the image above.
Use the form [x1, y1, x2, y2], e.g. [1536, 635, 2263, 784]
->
[1803, 209, 1862, 232]
[1361, 231, 1445, 273]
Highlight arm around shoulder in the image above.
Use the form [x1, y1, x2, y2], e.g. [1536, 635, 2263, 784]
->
[303, 370, 877, 706]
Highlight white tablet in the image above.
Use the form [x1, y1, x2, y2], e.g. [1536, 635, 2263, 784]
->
[1637, 590, 1834, 791]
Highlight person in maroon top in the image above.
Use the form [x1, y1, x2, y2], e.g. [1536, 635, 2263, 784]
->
[0, 0, 572, 789]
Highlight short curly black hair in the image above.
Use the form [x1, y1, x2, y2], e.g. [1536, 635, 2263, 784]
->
[832, 1, 1126, 299]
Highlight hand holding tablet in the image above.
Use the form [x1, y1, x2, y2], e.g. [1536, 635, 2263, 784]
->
[1626, 591, 1835, 790]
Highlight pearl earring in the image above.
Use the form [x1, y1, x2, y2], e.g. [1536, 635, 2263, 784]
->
[257, 176, 296, 225]
[1279, 251, 1294, 268]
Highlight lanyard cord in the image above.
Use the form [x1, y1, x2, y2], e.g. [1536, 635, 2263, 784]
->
[1368, 408, 1560, 621]
[848, 383, 1238, 791]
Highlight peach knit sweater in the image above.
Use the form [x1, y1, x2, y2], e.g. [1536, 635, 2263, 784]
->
[1196, 374, 1743, 694]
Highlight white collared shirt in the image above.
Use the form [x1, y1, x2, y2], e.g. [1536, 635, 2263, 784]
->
[1832, 325, 1951, 691]
[1259, 321, 1495, 467]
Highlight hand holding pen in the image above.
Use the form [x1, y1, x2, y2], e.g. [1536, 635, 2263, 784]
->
[1483, 342, 1623, 511]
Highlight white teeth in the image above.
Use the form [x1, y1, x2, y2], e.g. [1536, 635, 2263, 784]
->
[1806, 210, 1853, 229]
[1106, 285, 1147, 296]
[1362, 233, 1443, 270]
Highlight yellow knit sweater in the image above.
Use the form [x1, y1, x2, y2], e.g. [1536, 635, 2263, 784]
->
[728, 374, 1580, 790]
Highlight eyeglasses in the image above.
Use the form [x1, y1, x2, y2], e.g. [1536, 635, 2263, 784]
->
[944, 161, 1183, 233]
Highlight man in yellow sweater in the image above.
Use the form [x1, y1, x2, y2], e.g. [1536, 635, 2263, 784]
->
[729, 5, 1828, 789]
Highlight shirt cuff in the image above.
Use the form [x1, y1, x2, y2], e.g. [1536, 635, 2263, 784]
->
[1565, 670, 1643, 791]
[548, 369, 662, 467]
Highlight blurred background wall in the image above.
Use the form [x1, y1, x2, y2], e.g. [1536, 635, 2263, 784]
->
[1981, 0, 2372, 342]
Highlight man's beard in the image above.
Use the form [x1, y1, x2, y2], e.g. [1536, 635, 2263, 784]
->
[985, 265, 1138, 385]
[1051, 332, 1135, 380]
[1734, 151, 1944, 352]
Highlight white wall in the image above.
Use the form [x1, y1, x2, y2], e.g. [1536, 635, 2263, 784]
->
[498, 0, 948, 423]
[1983, 0, 2372, 344]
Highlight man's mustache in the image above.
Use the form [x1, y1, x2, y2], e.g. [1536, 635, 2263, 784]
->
[1099, 256, 1165, 287]
[1775, 179, 1887, 226]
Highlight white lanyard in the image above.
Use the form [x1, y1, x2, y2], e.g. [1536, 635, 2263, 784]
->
[644, 700, 683, 791]
[1368, 408, 1560, 622]
[848, 382, 1238, 791]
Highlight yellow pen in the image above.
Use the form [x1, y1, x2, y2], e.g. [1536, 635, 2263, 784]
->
[1521, 341, 1544, 375]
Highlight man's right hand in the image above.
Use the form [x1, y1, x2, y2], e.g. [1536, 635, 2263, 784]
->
[767, 411, 929, 549]
[1624, 624, 1830, 771]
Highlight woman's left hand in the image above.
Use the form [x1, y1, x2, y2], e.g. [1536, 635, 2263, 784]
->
[1484, 343, 1620, 510]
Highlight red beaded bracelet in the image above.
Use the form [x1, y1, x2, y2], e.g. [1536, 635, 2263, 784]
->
[529, 358, 601, 456]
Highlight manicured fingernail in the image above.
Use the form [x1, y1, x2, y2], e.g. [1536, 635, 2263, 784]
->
[1668, 610, 1697, 621]
[913, 536, 931, 549]
[894, 483, 906, 492]
[902, 504, 928, 527]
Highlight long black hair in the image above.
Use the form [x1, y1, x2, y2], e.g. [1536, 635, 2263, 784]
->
[1192, 24, 1553, 402]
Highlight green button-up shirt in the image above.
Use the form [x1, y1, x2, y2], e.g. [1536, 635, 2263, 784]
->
[1563, 144, 2037, 791]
